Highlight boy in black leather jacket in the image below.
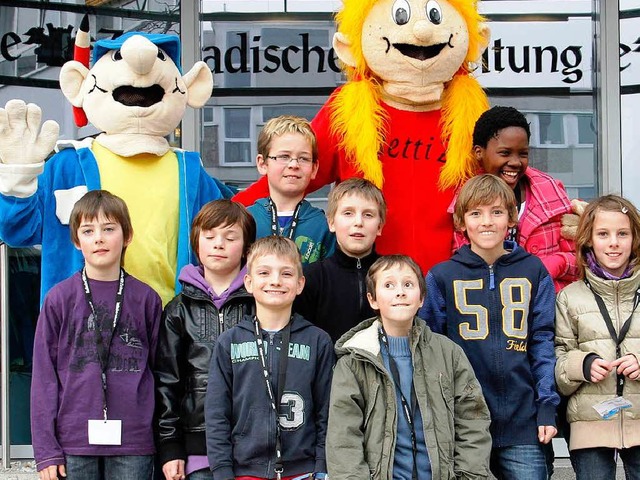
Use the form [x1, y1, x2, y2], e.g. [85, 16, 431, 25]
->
[154, 199, 256, 480]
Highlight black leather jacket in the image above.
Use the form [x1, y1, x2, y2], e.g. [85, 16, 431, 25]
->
[154, 282, 255, 465]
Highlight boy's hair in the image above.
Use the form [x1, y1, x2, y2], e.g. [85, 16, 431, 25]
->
[69, 190, 133, 251]
[190, 199, 257, 262]
[575, 194, 640, 278]
[326, 177, 387, 225]
[473, 106, 531, 148]
[246, 236, 303, 277]
[257, 115, 318, 162]
[453, 174, 518, 231]
[366, 255, 426, 301]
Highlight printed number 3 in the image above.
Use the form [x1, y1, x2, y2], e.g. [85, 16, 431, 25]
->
[279, 392, 305, 429]
[453, 279, 531, 340]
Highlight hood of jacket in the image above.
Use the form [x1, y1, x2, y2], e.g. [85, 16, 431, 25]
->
[450, 240, 527, 268]
[250, 197, 326, 221]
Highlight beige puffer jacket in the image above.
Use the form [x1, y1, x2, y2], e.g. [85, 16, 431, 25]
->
[555, 268, 640, 450]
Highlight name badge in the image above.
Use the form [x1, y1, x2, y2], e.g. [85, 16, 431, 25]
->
[593, 396, 633, 420]
[88, 419, 122, 445]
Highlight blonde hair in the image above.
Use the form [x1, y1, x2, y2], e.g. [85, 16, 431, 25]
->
[453, 174, 518, 231]
[246, 236, 303, 277]
[257, 115, 318, 161]
[327, 177, 387, 224]
[575, 195, 640, 278]
[332, 0, 488, 188]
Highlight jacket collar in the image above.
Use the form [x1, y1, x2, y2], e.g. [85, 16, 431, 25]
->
[585, 267, 640, 300]
[333, 246, 379, 269]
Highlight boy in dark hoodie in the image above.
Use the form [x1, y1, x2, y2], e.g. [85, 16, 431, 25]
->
[205, 236, 335, 480]
[154, 199, 257, 480]
[295, 178, 386, 342]
[420, 174, 559, 479]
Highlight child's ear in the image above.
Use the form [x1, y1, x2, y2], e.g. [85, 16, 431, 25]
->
[123, 229, 133, 248]
[473, 145, 484, 164]
[256, 154, 268, 175]
[244, 273, 253, 293]
[296, 275, 305, 295]
[366, 292, 378, 310]
[327, 216, 336, 233]
[310, 161, 319, 180]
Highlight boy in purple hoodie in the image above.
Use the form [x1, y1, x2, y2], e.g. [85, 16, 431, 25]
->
[154, 199, 257, 480]
[31, 190, 162, 480]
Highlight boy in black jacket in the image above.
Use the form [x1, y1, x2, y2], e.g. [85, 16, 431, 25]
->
[294, 178, 386, 342]
[205, 236, 335, 480]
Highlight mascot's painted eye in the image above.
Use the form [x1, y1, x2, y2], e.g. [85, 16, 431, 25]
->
[425, 0, 443, 25]
[392, 0, 411, 25]
[157, 49, 167, 61]
[111, 50, 123, 61]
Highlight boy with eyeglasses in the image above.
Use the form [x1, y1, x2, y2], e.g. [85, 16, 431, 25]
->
[247, 116, 335, 265]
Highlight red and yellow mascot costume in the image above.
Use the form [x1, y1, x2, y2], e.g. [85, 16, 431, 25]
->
[235, 0, 490, 272]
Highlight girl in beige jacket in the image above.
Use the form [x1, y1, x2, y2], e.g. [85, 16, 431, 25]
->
[555, 195, 640, 480]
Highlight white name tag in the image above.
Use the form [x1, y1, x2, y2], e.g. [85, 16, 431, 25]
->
[88, 419, 122, 445]
[593, 396, 633, 420]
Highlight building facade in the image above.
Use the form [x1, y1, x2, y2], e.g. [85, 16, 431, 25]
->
[0, 0, 636, 463]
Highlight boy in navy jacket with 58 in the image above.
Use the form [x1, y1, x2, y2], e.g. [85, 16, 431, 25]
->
[420, 174, 559, 480]
[205, 236, 335, 480]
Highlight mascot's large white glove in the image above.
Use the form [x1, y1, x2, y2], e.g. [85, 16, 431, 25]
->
[0, 99, 59, 198]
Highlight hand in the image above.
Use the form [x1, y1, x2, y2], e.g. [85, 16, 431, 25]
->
[590, 357, 613, 383]
[38, 464, 66, 480]
[538, 425, 557, 444]
[611, 354, 640, 380]
[162, 459, 185, 480]
[0, 100, 59, 166]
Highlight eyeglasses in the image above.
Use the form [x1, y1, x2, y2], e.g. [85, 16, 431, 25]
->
[267, 154, 314, 166]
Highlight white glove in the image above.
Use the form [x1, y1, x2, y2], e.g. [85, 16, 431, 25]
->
[0, 99, 59, 197]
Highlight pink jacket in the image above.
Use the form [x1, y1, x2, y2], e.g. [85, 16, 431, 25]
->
[451, 167, 578, 291]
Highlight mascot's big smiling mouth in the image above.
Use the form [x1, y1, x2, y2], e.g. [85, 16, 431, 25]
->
[386, 34, 454, 61]
[112, 84, 165, 107]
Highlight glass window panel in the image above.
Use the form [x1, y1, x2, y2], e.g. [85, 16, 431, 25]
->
[537, 113, 565, 145]
[261, 28, 329, 47]
[577, 114, 595, 146]
[225, 108, 251, 138]
[263, 105, 321, 121]
[224, 141, 252, 163]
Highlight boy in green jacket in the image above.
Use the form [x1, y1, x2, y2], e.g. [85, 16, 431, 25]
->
[327, 255, 491, 479]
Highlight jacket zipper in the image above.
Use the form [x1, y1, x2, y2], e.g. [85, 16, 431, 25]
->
[489, 264, 495, 290]
[357, 258, 363, 312]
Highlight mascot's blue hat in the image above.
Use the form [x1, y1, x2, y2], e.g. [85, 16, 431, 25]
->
[92, 32, 182, 73]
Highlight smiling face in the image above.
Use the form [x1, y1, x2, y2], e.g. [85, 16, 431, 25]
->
[256, 132, 319, 205]
[244, 253, 305, 313]
[462, 197, 515, 265]
[360, 0, 469, 88]
[368, 264, 424, 335]
[475, 126, 530, 190]
[198, 223, 245, 283]
[591, 210, 633, 277]
[74, 212, 131, 280]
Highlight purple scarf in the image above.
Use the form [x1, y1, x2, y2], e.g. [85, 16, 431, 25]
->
[586, 250, 635, 280]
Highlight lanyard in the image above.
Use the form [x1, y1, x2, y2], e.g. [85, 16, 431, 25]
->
[253, 317, 291, 480]
[269, 198, 303, 240]
[584, 277, 640, 396]
[81, 267, 125, 421]
[379, 327, 418, 480]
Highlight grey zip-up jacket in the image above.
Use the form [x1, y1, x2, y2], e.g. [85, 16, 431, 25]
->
[327, 317, 491, 480]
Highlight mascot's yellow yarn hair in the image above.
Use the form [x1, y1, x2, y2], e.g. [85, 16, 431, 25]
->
[330, 0, 489, 189]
